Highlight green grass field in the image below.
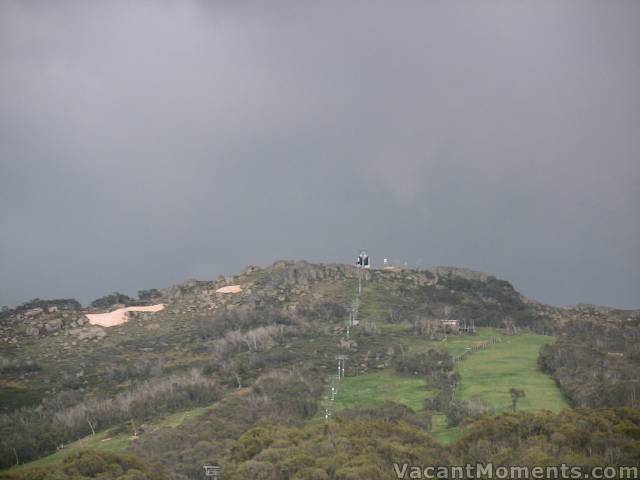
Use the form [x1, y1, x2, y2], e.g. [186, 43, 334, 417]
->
[4, 429, 131, 472]
[399, 327, 503, 357]
[320, 329, 568, 443]
[331, 369, 427, 412]
[322, 369, 468, 444]
[455, 333, 569, 413]
[381, 326, 568, 413]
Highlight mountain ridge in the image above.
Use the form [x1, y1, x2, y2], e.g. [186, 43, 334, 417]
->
[1, 259, 639, 476]
[2, 260, 638, 347]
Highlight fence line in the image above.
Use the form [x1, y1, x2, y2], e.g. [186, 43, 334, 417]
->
[453, 336, 501, 363]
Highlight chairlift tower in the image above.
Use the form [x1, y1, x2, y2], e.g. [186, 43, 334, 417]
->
[356, 250, 370, 295]
[321, 399, 333, 422]
[328, 374, 340, 400]
[351, 296, 360, 325]
[345, 307, 353, 339]
[335, 354, 348, 378]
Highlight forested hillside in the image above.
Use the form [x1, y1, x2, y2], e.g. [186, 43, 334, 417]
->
[1, 261, 638, 479]
[539, 308, 640, 408]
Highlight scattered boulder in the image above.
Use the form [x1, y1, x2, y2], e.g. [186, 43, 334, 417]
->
[70, 326, 107, 341]
[44, 318, 63, 333]
[25, 326, 40, 337]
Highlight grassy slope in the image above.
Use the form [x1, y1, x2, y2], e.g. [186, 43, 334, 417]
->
[396, 327, 568, 412]
[321, 328, 567, 444]
[3, 401, 220, 473]
[3, 430, 131, 473]
[6, 327, 568, 471]
[325, 368, 464, 444]
[331, 369, 427, 412]
[397, 326, 503, 356]
[455, 333, 569, 413]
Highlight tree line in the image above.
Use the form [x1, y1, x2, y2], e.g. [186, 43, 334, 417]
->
[0, 370, 221, 469]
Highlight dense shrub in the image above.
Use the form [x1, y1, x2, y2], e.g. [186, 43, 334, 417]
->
[0, 299, 81, 319]
[0, 370, 221, 469]
[0, 356, 42, 375]
[452, 408, 640, 466]
[224, 414, 440, 480]
[129, 369, 324, 480]
[393, 350, 453, 377]
[90, 292, 134, 309]
[137, 289, 162, 301]
[539, 318, 640, 408]
[0, 450, 171, 480]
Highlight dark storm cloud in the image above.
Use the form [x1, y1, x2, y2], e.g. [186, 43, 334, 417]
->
[1, 1, 639, 308]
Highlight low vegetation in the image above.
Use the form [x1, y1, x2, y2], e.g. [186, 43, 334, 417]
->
[90, 292, 135, 309]
[0, 371, 221, 469]
[0, 450, 171, 480]
[1, 261, 638, 479]
[222, 405, 640, 480]
[539, 316, 640, 408]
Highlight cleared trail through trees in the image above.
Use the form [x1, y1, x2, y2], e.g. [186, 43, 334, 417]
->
[323, 268, 364, 421]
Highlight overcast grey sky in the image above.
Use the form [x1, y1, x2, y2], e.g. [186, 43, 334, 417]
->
[1, 1, 639, 309]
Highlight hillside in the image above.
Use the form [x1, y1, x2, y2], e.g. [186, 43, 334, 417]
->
[1, 261, 639, 479]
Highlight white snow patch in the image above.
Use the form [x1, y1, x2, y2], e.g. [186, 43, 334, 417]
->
[216, 285, 242, 294]
[86, 304, 165, 327]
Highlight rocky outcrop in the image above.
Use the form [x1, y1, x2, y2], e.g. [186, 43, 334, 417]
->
[24, 307, 44, 318]
[0, 309, 88, 344]
[69, 325, 107, 341]
[430, 266, 491, 283]
[44, 318, 63, 333]
[3, 260, 636, 346]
